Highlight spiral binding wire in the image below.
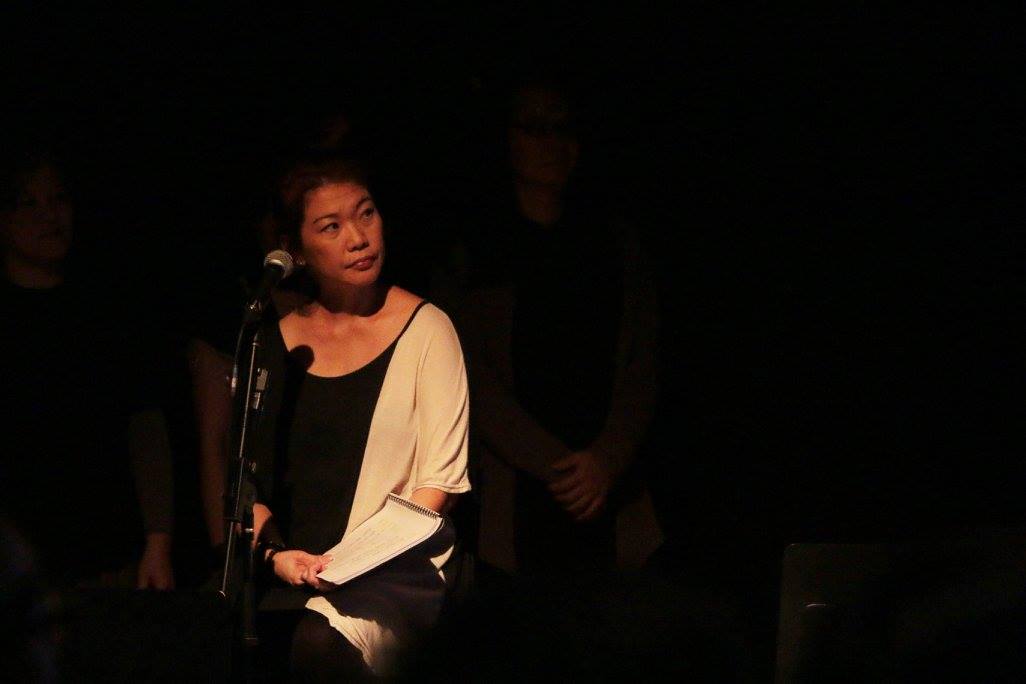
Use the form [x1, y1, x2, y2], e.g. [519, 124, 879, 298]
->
[387, 493, 441, 519]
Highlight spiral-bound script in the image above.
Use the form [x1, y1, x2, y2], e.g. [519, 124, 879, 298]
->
[388, 493, 441, 518]
[316, 493, 443, 586]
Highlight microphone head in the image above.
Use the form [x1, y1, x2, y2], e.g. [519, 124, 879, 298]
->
[263, 249, 295, 277]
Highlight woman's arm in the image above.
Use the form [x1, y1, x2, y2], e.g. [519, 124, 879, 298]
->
[411, 487, 457, 515]
[588, 229, 660, 477]
[187, 337, 235, 548]
[127, 407, 175, 589]
[412, 310, 473, 501]
[548, 230, 660, 521]
[252, 502, 273, 551]
[467, 355, 572, 482]
[453, 290, 571, 482]
[253, 502, 332, 588]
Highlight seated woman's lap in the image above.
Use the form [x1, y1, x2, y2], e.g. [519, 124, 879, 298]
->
[258, 609, 367, 681]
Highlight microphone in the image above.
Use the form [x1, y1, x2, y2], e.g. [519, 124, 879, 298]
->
[243, 249, 295, 323]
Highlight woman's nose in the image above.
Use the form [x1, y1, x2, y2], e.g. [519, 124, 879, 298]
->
[346, 223, 369, 251]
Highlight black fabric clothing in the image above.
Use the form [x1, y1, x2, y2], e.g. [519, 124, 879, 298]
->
[270, 332, 394, 555]
[257, 610, 369, 682]
[464, 200, 625, 447]
[253, 301, 428, 611]
[0, 279, 152, 583]
[463, 201, 627, 573]
[510, 214, 623, 450]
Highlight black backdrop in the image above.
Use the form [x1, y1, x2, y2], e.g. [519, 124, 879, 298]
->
[3, 3, 1022, 574]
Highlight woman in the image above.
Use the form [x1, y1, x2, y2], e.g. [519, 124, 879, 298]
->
[442, 75, 662, 576]
[241, 154, 470, 678]
[189, 110, 357, 557]
[0, 148, 175, 591]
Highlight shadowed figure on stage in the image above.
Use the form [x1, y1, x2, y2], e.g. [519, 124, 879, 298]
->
[0, 142, 175, 592]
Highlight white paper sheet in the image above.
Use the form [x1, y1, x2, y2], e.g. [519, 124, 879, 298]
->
[316, 493, 443, 585]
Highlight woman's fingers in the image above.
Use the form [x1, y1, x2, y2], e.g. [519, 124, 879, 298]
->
[553, 483, 589, 506]
[310, 555, 332, 576]
[293, 551, 320, 564]
[299, 555, 334, 584]
[563, 492, 595, 517]
[575, 494, 605, 522]
[301, 567, 337, 592]
[548, 472, 582, 495]
[551, 454, 579, 473]
[276, 551, 313, 585]
[285, 563, 306, 586]
[273, 550, 335, 586]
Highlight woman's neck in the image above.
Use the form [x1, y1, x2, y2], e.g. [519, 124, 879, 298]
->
[514, 180, 564, 227]
[4, 255, 64, 289]
[309, 282, 388, 320]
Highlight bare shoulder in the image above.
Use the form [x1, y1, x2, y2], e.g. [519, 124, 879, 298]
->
[385, 286, 425, 319]
[278, 308, 302, 332]
[387, 286, 423, 308]
[385, 286, 457, 338]
[277, 305, 313, 346]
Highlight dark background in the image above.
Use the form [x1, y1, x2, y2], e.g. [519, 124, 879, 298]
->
[3, 3, 1021, 582]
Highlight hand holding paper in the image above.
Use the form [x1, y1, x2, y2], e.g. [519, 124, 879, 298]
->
[316, 493, 443, 586]
[272, 549, 334, 588]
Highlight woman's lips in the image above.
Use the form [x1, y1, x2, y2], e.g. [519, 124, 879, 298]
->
[347, 255, 377, 271]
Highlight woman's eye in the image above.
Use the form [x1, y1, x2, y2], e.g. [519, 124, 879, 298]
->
[362, 207, 376, 220]
[320, 222, 340, 233]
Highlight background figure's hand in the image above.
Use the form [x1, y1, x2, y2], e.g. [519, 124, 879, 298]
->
[548, 450, 613, 522]
[137, 532, 175, 590]
[271, 550, 333, 589]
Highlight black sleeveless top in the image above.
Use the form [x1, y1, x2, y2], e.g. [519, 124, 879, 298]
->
[257, 302, 428, 554]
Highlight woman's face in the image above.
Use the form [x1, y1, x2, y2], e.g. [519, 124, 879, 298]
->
[297, 181, 384, 291]
[508, 86, 580, 189]
[1, 164, 73, 267]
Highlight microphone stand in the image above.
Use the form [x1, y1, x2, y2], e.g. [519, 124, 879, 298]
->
[219, 308, 270, 683]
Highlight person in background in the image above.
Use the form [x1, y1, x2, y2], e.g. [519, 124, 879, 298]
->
[440, 73, 662, 578]
[0, 144, 175, 590]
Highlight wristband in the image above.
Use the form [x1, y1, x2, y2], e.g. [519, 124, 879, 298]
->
[262, 540, 287, 566]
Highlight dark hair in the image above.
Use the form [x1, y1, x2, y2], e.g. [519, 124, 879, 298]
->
[270, 150, 375, 297]
[272, 152, 371, 247]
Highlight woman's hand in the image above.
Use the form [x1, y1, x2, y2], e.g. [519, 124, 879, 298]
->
[270, 550, 335, 591]
[137, 532, 175, 590]
[548, 450, 613, 522]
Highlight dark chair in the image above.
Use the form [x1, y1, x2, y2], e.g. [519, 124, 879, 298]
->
[775, 531, 1026, 682]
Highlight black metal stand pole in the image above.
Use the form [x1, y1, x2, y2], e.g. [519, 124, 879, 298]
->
[219, 323, 266, 683]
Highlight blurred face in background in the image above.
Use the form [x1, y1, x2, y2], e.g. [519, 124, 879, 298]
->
[508, 85, 580, 190]
[298, 181, 384, 292]
[1, 164, 73, 269]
